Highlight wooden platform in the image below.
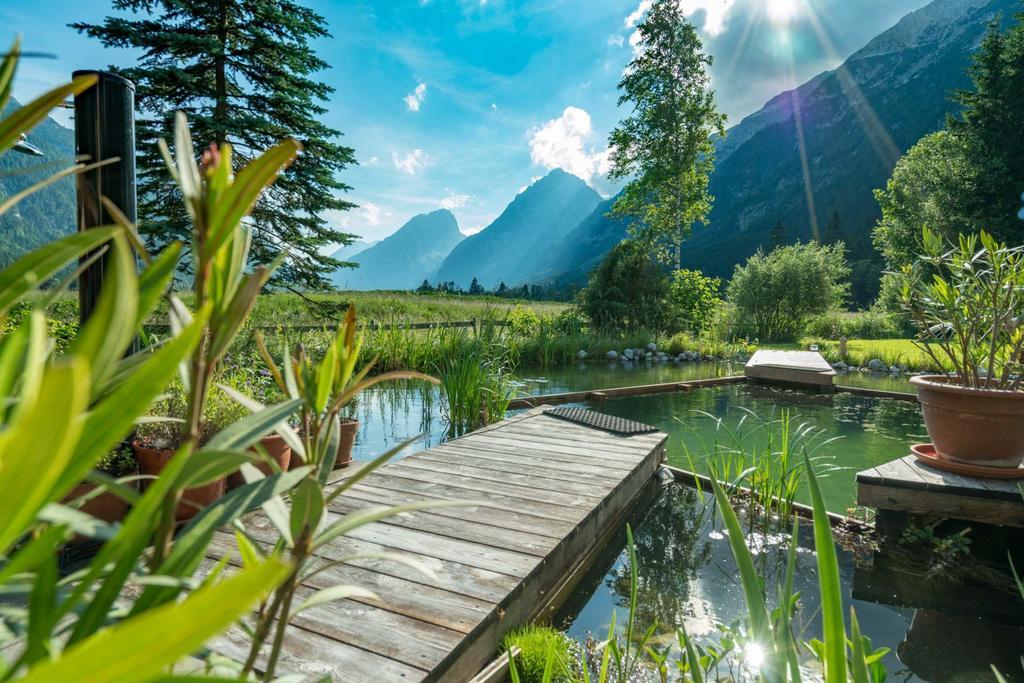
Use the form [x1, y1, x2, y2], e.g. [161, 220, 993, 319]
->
[744, 349, 835, 389]
[857, 455, 1024, 529]
[203, 406, 667, 681]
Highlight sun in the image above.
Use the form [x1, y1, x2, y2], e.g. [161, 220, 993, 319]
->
[765, 0, 804, 24]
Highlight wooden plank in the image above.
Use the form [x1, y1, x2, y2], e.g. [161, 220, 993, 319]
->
[363, 468, 600, 512]
[341, 517, 541, 576]
[208, 621, 427, 682]
[503, 420, 665, 452]
[504, 376, 745, 410]
[455, 433, 641, 468]
[858, 456, 1022, 501]
[388, 456, 609, 501]
[205, 534, 492, 634]
[858, 482, 1024, 528]
[428, 441, 642, 477]
[328, 496, 558, 557]
[234, 509, 519, 603]
[349, 471, 589, 523]
[342, 483, 574, 538]
[410, 447, 623, 489]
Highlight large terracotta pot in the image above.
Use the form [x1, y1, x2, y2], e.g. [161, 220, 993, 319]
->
[226, 434, 292, 489]
[63, 480, 133, 525]
[133, 441, 225, 522]
[335, 418, 359, 468]
[910, 375, 1024, 468]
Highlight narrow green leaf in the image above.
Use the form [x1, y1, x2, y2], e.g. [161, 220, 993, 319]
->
[292, 584, 379, 618]
[23, 559, 290, 683]
[0, 228, 116, 316]
[0, 74, 96, 152]
[314, 499, 479, 550]
[24, 553, 57, 665]
[204, 398, 302, 451]
[804, 452, 847, 683]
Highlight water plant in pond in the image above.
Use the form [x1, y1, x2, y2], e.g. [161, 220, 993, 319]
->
[509, 458, 889, 682]
[681, 408, 837, 534]
[436, 327, 515, 437]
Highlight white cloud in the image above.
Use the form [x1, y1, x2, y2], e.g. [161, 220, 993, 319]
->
[365, 155, 379, 165]
[624, 0, 735, 40]
[392, 149, 429, 175]
[403, 82, 427, 112]
[490, 103, 498, 112]
[625, 0, 653, 27]
[528, 107, 610, 185]
[361, 202, 384, 226]
[607, 34, 625, 47]
[440, 192, 472, 210]
[518, 176, 543, 194]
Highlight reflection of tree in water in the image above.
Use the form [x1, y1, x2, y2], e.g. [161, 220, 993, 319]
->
[606, 486, 713, 633]
[861, 397, 925, 442]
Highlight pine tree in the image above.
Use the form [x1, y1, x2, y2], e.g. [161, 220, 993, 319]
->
[416, 279, 433, 294]
[496, 281, 508, 297]
[607, 0, 726, 268]
[72, 0, 358, 289]
[947, 13, 1024, 242]
[468, 277, 485, 295]
[769, 220, 789, 249]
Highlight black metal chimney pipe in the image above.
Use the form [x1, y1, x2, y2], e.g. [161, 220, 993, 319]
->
[73, 70, 136, 325]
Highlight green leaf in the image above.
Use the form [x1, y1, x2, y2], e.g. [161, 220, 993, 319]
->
[849, 609, 871, 683]
[804, 452, 847, 683]
[0, 525, 66, 586]
[22, 559, 290, 683]
[292, 584, 378, 618]
[204, 398, 303, 451]
[51, 313, 207, 500]
[290, 477, 324, 540]
[709, 477, 771, 642]
[174, 450, 261, 489]
[137, 241, 182, 325]
[0, 358, 89, 556]
[37, 503, 119, 541]
[207, 139, 301, 251]
[0, 38, 19, 114]
[24, 553, 57, 665]
[313, 499, 478, 550]
[67, 233, 139, 388]
[0, 228, 117, 317]
[0, 73, 97, 153]
[131, 467, 310, 614]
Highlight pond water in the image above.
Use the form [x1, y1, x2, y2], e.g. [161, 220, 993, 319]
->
[345, 361, 923, 512]
[556, 483, 1024, 682]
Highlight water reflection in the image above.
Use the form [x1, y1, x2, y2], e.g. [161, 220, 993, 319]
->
[559, 484, 1024, 682]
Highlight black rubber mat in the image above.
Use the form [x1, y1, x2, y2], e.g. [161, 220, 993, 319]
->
[542, 407, 658, 436]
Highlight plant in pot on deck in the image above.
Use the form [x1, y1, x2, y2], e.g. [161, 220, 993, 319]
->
[901, 227, 1024, 469]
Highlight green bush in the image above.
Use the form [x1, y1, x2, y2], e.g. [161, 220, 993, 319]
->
[726, 241, 850, 342]
[666, 268, 722, 334]
[503, 625, 580, 683]
[803, 308, 903, 340]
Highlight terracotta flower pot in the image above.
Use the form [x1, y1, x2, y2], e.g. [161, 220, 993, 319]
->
[133, 441, 226, 522]
[63, 480, 133, 525]
[335, 418, 359, 468]
[226, 434, 293, 489]
[910, 375, 1024, 468]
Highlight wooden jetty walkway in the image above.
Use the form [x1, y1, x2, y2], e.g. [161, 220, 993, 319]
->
[857, 455, 1024, 530]
[202, 406, 667, 681]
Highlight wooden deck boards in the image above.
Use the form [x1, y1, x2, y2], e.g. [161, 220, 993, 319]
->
[203, 406, 666, 681]
[857, 454, 1024, 528]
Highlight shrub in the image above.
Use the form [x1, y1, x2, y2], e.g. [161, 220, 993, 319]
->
[803, 308, 903, 340]
[580, 240, 668, 332]
[667, 268, 722, 334]
[507, 304, 542, 337]
[726, 241, 850, 342]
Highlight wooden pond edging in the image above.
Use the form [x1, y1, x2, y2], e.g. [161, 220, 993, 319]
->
[200, 406, 667, 682]
[857, 455, 1024, 530]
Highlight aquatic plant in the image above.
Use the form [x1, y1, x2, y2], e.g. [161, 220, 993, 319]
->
[508, 459, 890, 682]
[504, 625, 581, 683]
[681, 408, 838, 534]
[435, 327, 515, 437]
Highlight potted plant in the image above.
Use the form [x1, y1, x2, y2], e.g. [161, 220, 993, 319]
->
[336, 416, 359, 467]
[62, 442, 139, 526]
[902, 228, 1024, 468]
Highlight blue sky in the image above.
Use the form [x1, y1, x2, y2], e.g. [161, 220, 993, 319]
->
[4, 0, 930, 247]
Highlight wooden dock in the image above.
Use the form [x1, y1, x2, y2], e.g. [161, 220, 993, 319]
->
[201, 406, 667, 681]
[857, 455, 1024, 530]
[744, 349, 835, 390]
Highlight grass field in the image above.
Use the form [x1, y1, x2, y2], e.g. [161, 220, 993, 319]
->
[771, 338, 939, 371]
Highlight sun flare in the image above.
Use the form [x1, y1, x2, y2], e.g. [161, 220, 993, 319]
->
[766, 0, 803, 24]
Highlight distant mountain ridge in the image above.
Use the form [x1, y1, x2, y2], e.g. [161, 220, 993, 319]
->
[539, 0, 1012, 303]
[435, 168, 601, 289]
[330, 209, 463, 290]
